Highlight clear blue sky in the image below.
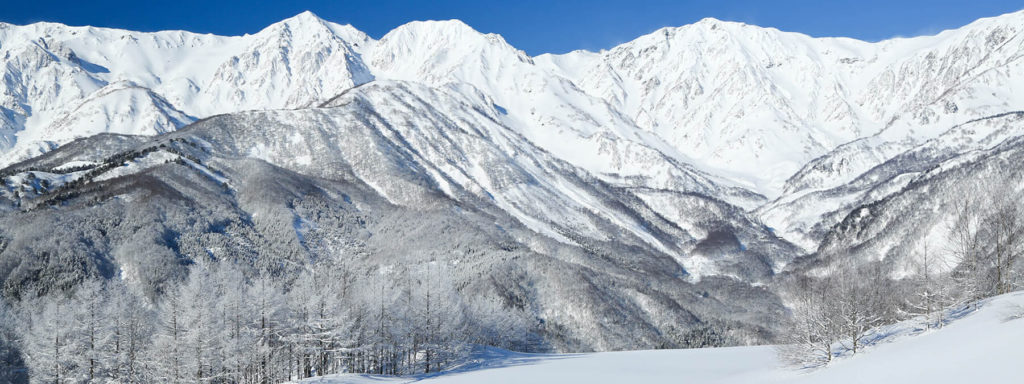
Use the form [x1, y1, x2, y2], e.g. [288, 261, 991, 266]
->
[2, 0, 1022, 55]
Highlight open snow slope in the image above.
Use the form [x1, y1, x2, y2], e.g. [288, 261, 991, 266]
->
[296, 291, 1024, 383]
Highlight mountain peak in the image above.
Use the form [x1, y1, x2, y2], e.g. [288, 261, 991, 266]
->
[685, 17, 755, 34]
[389, 19, 481, 37]
[621, 17, 761, 48]
[695, 17, 725, 25]
[258, 10, 370, 45]
[380, 19, 524, 55]
[372, 18, 530, 79]
[283, 10, 324, 24]
[259, 10, 331, 34]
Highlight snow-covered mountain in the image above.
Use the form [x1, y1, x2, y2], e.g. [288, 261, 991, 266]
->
[759, 111, 1024, 250]
[544, 12, 1024, 196]
[0, 12, 372, 162]
[3, 9, 1024, 352]
[0, 79, 795, 350]
[3, 10, 1023, 208]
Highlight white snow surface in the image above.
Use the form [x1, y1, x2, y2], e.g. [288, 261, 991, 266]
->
[4, 10, 1024, 249]
[293, 291, 1024, 383]
[4, 11, 1024, 193]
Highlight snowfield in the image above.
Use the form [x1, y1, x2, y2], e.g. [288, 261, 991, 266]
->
[295, 291, 1024, 384]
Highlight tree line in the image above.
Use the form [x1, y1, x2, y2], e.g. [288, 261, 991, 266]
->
[0, 256, 539, 383]
[778, 188, 1024, 366]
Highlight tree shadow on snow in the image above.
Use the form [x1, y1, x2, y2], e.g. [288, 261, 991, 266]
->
[411, 346, 581, 381]
[827, 301, 988, 363]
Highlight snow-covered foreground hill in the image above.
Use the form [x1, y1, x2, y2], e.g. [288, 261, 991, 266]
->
[297, 291, 1024, 384]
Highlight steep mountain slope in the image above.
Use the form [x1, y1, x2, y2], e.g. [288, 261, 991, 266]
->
[365, 19, 767, 211]
[0, 12, 374, 165]
[0, 13, 766, 215]
[758, 111, 1024, 250]
[197, 12, 373, 112]
[3, 10, 1024, 354]
[775, 16, 1024, 195]
[801, 113, 1024, 273]
[538, 20, 872, 194]
[544, 11, 1024, 197]
[3, 10, 1022, 209]
[0, 80, 791, 351]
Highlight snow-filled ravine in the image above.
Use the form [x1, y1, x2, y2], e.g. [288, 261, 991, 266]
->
[292, 291, 1024, 383]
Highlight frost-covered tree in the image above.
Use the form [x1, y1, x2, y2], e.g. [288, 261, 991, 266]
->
[9, 250, 539, 382]
[176, 262, 221, 382]
[148, 290, 188, 383]
[209, 263, 257, 382]
[833, 260, 893, 354]
[777, 276, 839, 366]
[23, 295, 76, 384]
[981, 194, 1024, 295]
[901, 244, 954, 328]
[107, 280, 152, 383]
[463, 294, 535, 351]
[947, 187, 1024, 301]
[0, 298, 25, 383]
[947, 197, 989, 306]
[250, 270, 288, 383]
[416, 261, 469, 373]
[285, 266, 353, 379]
[70, 279, 114, 382]
[778, 256, 895, 366]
